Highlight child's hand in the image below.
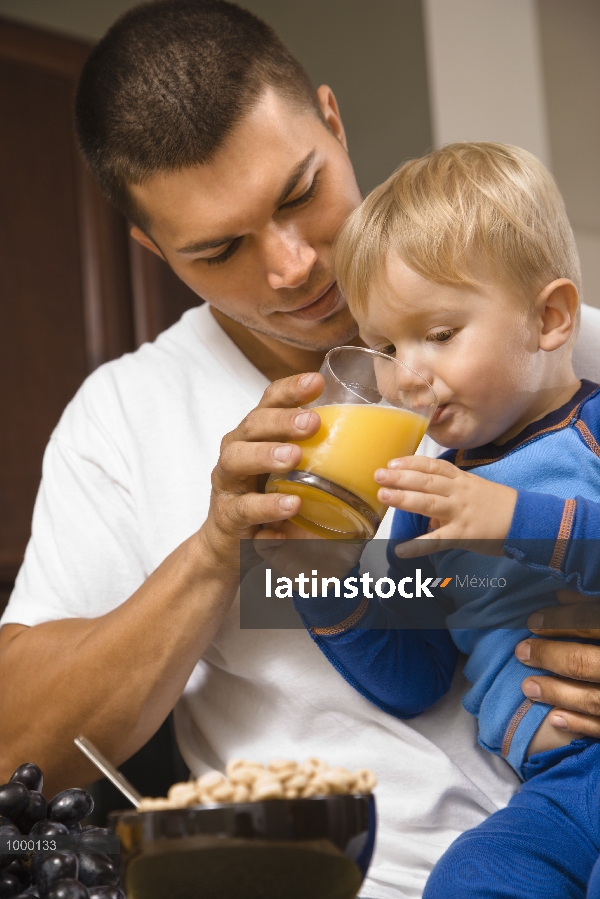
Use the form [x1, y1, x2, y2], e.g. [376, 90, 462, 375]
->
[374, 456, 518, 558]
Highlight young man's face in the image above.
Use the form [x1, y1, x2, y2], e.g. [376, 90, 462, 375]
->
[129, 87, 363, 353]
[357, 255, 546, 449]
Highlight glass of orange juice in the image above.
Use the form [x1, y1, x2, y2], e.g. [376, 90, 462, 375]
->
[266, 346, 437, 540]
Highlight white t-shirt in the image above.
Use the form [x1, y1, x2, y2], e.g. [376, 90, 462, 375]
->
[4, 303, 600, 899]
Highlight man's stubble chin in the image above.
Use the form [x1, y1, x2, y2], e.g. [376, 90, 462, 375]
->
[218, 306, 359, 353]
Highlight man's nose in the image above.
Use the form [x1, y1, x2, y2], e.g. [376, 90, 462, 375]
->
[263, 225, 317, 290]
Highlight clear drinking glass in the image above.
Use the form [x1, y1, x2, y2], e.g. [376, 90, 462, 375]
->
[266, 346, 438, 540]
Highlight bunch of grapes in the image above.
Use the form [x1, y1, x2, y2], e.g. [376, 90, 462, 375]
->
[0, 763, 125, 899]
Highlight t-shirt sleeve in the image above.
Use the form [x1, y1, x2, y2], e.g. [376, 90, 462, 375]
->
[1, 379, 147, 628]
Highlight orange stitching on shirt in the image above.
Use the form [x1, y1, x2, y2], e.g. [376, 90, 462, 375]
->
[311, 595, 370, 636]
[549, 498, 576, 571]
[501, 699, 534, 758]
[455, 409, 581, 469]
[575, 420, 600, 458]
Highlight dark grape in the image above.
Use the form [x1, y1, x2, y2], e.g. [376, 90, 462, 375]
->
[35, 854, 78, 899]
[2, 764, 117, 899]
[13, 793, 47, 835]
[2, 862, 28, 891]
[86, 889, 124, 899]
[46, 882, 88, 899]
[76, 855, 118, 890]
[9, 768, 43, 796]
[0, 871, 21, 898]
[47, 794, 92, 829]
[0, 825, 20, 870]
[30, 855, 42, 887]
[29, 823, 68, 839]
[0, 786, 28, 821]
[74, 833, 110, 856]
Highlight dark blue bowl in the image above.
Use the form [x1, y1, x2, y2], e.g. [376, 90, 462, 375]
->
[111, 793, 376, 899]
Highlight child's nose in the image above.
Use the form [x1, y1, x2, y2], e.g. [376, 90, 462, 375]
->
[401, 352, 435, 386]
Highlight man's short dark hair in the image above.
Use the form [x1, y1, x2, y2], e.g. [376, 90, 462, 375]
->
[75, 0, 322, 228]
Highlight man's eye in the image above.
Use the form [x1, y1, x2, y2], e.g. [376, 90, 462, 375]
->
[281, 175, 320, 210]
[427, 329, 454, 343]
[204, 237, 242, 266]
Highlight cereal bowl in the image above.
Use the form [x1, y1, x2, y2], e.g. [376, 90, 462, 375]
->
[110, 792, 376, 899]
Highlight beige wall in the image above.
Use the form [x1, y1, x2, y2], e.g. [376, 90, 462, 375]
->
[423, 0, 600, 308]
[0, 0, 432, 195]
[423, 0, 550, 165]
[0, 0, 134, 40]
[538, 0, 600, 309]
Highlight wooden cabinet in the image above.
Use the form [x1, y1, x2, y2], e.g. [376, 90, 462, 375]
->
[0, 18, 199, 611]
[0, 16, 195, 808]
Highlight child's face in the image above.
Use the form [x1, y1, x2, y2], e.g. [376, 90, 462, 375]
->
[357, 254, 544, 449]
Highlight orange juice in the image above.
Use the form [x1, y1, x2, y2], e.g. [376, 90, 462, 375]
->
[266, 403, 428, 539]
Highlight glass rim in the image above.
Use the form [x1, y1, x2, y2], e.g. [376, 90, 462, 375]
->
[323, 345, 439, 408]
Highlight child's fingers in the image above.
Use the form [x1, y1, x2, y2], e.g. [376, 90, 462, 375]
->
[393, 532, 451, 558]
[377, 487, 450, 518]
[394, 527, 472, 558]
[374, 467, 454, 496]
[387, 456, 460, 478]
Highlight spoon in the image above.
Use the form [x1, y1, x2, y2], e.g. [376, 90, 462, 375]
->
[74, 734, 142, 809]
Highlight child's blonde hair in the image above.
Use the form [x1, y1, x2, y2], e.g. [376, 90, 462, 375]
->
[334, 142, 581, 310]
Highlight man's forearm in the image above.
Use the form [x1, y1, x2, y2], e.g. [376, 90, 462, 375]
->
[0, 530, 238, 797]
[0, 372, 325, 796]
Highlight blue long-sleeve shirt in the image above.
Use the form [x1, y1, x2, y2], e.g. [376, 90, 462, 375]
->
[294, 380, 600, 778]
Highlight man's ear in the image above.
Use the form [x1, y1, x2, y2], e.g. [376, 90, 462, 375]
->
[537, 279, 579, 351]
[130, 226, 166, 261]
[316, 85, 347, 150]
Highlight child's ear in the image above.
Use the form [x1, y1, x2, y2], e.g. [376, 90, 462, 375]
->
[536, 279, 579, 351]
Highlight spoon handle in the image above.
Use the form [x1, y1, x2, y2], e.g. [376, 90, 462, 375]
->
[75, 734, 142, 808]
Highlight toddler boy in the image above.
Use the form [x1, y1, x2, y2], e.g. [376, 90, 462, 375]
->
[294, 143, 600, 898]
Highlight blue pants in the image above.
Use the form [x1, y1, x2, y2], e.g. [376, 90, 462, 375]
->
[423, 739, 600, 899]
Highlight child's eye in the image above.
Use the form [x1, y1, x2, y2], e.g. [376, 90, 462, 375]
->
[427, 329, 454, 343]
[378, 344, 396, 356]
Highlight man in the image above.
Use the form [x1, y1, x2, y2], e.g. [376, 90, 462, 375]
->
[1, 3, 600, 897]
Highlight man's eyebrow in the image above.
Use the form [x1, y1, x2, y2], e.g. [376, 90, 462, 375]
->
[274, 149, 316, 207]
[175, 149, 317, 256]
[176, 234, 238, 256]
